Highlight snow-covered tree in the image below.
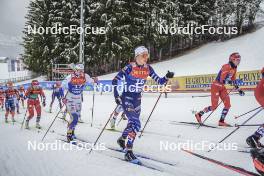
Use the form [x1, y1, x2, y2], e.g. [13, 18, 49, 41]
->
[22, 0, 263, 75]
[23, 0, 54, 74]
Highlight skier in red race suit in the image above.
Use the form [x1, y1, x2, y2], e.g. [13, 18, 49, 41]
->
[247, 67, 264, 148]
[254, 67, 264, 111]
[24, 80, 46, 129]
[0, 86, 5, 110]
[195, 52, 245, 127]
[246, 68, 264, 176]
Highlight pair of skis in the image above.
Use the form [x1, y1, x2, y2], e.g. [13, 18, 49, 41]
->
[170, 121, 223, 129]
[57, 135, 171, 172]
[60, 135, 258, 176]
[70, 134, 176, 166]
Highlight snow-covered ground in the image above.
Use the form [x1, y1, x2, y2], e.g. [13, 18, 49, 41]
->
[1, 27, 264, 176]
[0, 91, 262, 176]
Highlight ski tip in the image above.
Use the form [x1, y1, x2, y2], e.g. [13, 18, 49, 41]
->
[181, 148, 192, 153]
[88, 149, 93, 154]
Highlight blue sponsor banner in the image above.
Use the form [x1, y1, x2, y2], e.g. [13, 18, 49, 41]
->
[0, 80, 114, 92]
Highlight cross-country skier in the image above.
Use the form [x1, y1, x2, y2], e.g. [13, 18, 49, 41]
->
[112, 46, 174, 163]
[109, 104, 127, 129]
[62, 63, 98, 142]
[49, 81, 64, 113]
[246, 67, 264, 148]
[195, 52, 245, 127]
[24, 80, 46, 129]
[250, 148, 264, 176]
[0, 86, 5, 110]
[18, 85, 26, 109]
[4, 81, 19, 123]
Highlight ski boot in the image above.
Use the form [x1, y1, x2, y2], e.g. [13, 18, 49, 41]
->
[125, 149, 141, 164]
[11, 118, 15, 123]
[110, 117, 116, 129]
[247, 135, 264, 148]
[195, 112, 202, 124]
[121, 113, 127, 120]
[36, 116, 41, 129]
[5, 118, 8, 123]
[117, 136, 126, 150]
[78, 118, 83, 123]
[49, 107, 52, 113]
[36, 122, 41, 129]
[25, 120, 29, 129]
[218, 121, 232, 127]
[67, 130, 76, 142]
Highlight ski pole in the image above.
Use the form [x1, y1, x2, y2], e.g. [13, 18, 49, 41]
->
[60, 108, 70, 125]
[20, 109, 28, 130]
[41, 105, 65, 141]
[234, 124, 263, 127]
[117, 113, 125, 127]
[234, 106, 262, 119]
[208, 108, 263, 152]
[192, 92, 239, 98]
[42, 91, 68, 141]
[192, 94, 211, 98]
[89, 105, 118, 154]
[197, 87, 236, 129]
[91, 83, 96, 127]
[117, 118, 122, 127]
[182, 148, 259, 176]
[139, 85, 168, 138]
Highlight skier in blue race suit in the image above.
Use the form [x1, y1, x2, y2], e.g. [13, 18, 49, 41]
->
[49, 81, 64, 113]
[63, 63, 97, 142]
[112, 46, 174, 163]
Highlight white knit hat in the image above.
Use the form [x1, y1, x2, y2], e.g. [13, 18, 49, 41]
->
[135, 46, 148, 57]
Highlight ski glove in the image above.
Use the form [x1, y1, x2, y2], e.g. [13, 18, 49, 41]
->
[62, 98, 67, 104]
[115, 96, 122, 105]
[165, 71, 174, 79]
[238, 89, 245, 96]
